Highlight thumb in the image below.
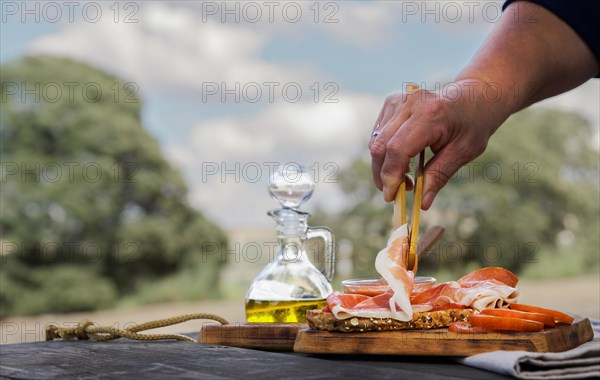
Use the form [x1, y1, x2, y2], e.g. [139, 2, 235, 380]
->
[421, 148, 466, 210]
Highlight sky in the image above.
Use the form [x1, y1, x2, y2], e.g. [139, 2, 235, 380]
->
[2, 1, 599, 230]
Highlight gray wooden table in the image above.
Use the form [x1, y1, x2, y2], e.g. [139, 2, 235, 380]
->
[0, 337, 513, 379]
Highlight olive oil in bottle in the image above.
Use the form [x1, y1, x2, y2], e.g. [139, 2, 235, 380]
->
[245, 166, 335, 324]
[245, 299, 327, 323]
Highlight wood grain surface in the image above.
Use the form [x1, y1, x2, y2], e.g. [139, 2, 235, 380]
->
[199, 323, 304, 350]
[293, 318, 594, 356]
[199, 318, 593, 356]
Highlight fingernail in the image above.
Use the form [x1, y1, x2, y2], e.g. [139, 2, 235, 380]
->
[423, 191, 437, 209]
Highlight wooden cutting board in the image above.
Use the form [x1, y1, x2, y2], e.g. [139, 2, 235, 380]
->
[199, 323, 305, 351]
[293, 318, 594, 356]
[199, 318, 593, 355]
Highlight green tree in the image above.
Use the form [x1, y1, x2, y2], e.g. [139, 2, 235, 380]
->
[315, 108, 599, 281]
[1, 56, 227, 317]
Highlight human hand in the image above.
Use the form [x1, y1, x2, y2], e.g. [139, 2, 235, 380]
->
[368, 80, 509, 209]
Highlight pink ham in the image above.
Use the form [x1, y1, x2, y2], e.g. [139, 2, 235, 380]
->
[374, 224, 415, 321]
[458, 267, 519, 287]
[327, 267, 520, 321]
[328, 290, 395, 319]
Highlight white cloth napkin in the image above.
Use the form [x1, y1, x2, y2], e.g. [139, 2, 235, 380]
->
[458, 319, 600, 379]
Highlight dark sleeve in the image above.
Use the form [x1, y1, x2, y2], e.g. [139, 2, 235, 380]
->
[503, 0, 600, 69]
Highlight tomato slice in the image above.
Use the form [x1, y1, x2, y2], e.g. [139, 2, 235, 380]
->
[468, 314, 544, 332]
[448, 321, 488, 334]
[482, 308, 555, 327]
[509, 304, 574, 324]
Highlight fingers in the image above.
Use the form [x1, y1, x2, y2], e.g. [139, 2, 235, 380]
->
[421, 147, 465, 210]
[368, 108, 384, 147]
[381, 147, 411, 201]
[370, 86, 494, 209]
[370, 94, 411, 193]
[380, 114, 433, 202]
[369, 110, 385, 190]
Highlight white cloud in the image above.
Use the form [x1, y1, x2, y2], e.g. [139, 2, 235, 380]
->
[186, 1, 400, 49]
[319, 2, 397, 49]
[25, 1, 394, 229]
[27, 1, 401, 100]
[165, 92, 382, 229]
[28, 3, 316, 97]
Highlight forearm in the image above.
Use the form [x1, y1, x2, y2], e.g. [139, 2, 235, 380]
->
[456, 1, 599, 117]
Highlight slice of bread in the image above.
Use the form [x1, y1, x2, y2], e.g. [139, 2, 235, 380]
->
[306, 308, 474, 332]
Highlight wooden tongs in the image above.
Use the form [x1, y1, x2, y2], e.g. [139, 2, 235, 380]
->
[392, 149, 425, 272]
[390, 85, 444, 272]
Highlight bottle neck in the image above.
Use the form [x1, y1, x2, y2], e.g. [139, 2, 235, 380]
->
[269, 208, 309, 263]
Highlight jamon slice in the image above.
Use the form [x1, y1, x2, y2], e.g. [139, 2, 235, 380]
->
[327, 290, 432, 320]
[325, 267, 520, 322]
[327, 291, 396, 320]
[458, 267, 519, 287]
[375, 224, 415, 321]
[410, 267, 519, 311]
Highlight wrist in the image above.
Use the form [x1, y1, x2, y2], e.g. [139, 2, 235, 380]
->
[442, 78, 515, 132]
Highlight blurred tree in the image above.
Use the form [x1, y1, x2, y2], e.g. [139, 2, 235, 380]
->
[0, 56, 227, 317]
[314, 108, 599, 281]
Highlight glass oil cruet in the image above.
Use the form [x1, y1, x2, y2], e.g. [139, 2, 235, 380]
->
[245, 165, 335, 323]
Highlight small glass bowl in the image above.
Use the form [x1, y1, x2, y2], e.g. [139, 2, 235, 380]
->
[342, 276, 436, 296]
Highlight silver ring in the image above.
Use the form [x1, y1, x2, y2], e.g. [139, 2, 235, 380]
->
[372, 123, 381, 138]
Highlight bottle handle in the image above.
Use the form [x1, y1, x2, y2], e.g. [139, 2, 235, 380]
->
[306, 226, 335, 282]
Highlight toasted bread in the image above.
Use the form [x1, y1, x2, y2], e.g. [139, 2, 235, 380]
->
[306, 308, 474, 332]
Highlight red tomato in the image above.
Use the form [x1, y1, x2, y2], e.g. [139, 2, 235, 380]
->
[448, 321, 488, 334]
[468, 314, 544, 332]
[509, 304, 574, 324]
[482, 308, 555, 327]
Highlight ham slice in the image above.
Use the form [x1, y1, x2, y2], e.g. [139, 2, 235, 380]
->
[410, 279, 518, 311]
[328, 290, 433, 320]
[458, 267, 519, 287]
[327, 267, 520, 321]
[328, 290, 395, 319]
[374, 224, 414, 321]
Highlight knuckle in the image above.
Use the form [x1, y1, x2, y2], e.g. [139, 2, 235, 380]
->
[423, 98, 446, 118]
[389, 134, 421, 159]
[369, 139, 387, 158]
[384, 93, 403, 106]
[432, 166, 454, 187]
[385, 139, 403, 159]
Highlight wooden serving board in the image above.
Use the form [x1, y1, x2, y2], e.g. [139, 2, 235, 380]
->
[293, 318, 593, 356]
[199, 323, 305, 351]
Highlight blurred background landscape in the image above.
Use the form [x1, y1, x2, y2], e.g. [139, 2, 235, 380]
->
[1, 1, 598, 343]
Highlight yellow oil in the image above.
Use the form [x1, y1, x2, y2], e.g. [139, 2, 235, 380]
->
[245, 299, 327, 323]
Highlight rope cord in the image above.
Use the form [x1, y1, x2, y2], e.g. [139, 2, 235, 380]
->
[45, 313, 229, 342]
